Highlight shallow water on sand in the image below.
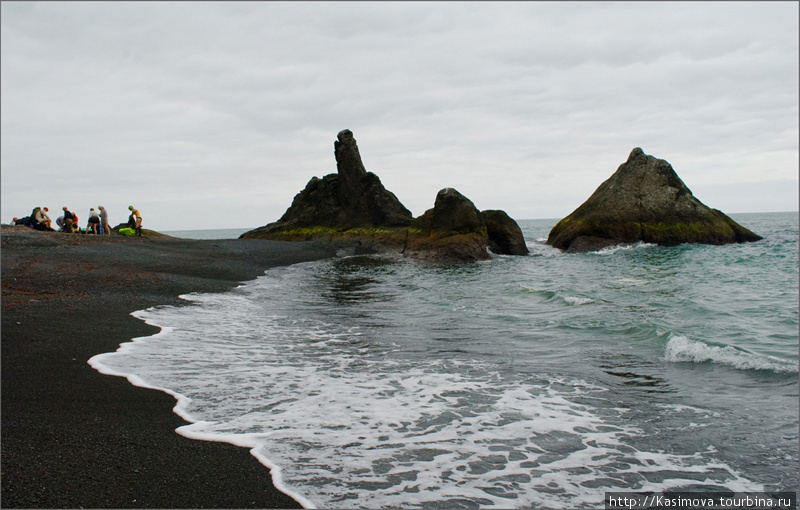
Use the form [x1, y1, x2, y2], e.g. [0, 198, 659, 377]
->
[91, 212, 798, 508]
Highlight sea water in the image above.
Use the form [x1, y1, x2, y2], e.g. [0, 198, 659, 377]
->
[90, 212, 799, 508]
[161, 227, 254, 239]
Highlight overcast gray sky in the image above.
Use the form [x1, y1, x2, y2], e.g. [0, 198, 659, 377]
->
[2, 1, 798, 231]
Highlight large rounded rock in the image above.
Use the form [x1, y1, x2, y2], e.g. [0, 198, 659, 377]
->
[405, 188, 490, 263]
[546, 148, 762, 252]
[411, 188, 485, 234]
[480, 210, 529, 256]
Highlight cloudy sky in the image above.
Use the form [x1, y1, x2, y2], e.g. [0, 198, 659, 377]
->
[2, 2, 797, 231]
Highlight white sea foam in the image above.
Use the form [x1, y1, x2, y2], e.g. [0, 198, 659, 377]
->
[88, 263, 769, 508]
[89, 218, 800, 509]
[87, 311, 317, 509]
[94, 329, 762, 507]
[591, 241, 658, 255]
[562, 295, 594, 306]
[664, 335, 799, 373]
[617, 277, 647, 286]
[526, 240, 563, 257]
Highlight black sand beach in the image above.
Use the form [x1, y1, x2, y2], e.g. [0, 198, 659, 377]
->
[1, 226, 336, 508]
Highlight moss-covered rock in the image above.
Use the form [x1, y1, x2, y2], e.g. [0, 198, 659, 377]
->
[241, 130, 529, 263]
[240, 130, 412, 240]
[546, 148, 762, 252]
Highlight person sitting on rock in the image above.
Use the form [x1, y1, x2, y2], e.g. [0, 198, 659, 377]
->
[32, 207, 53, 231]
[29, 207, 42, 229]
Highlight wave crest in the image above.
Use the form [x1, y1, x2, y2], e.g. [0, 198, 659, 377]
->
[664, 335, 798, 373]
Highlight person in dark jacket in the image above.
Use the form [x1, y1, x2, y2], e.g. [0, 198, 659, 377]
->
[62, 206, 76, 233]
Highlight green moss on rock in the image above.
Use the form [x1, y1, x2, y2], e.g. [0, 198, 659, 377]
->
[547, 148, 761, 252]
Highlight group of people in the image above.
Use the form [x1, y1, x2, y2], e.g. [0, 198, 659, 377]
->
[12, 205, 143, 236]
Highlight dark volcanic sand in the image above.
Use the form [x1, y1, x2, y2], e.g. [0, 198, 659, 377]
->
[1, 226, 336, 508]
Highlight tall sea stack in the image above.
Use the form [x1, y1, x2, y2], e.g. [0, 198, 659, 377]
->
[333, 129, 414, 229]
[241, 129, 529, 263]
[240, 129, 412, 238]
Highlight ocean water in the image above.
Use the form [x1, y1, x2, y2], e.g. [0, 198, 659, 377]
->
[90, 212, 799, 509]
[161, 227, 254, 239]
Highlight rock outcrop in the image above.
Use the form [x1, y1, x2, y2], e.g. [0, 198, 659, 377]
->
[481, 210, 529, 256]
[332, 129, 414, 229]
[411, 188, 485, 235]
[405, 188, 491, 263]
[241, 129, 412, 240]
[546, 148, 762, 252]
[241, 130, 529, 263]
